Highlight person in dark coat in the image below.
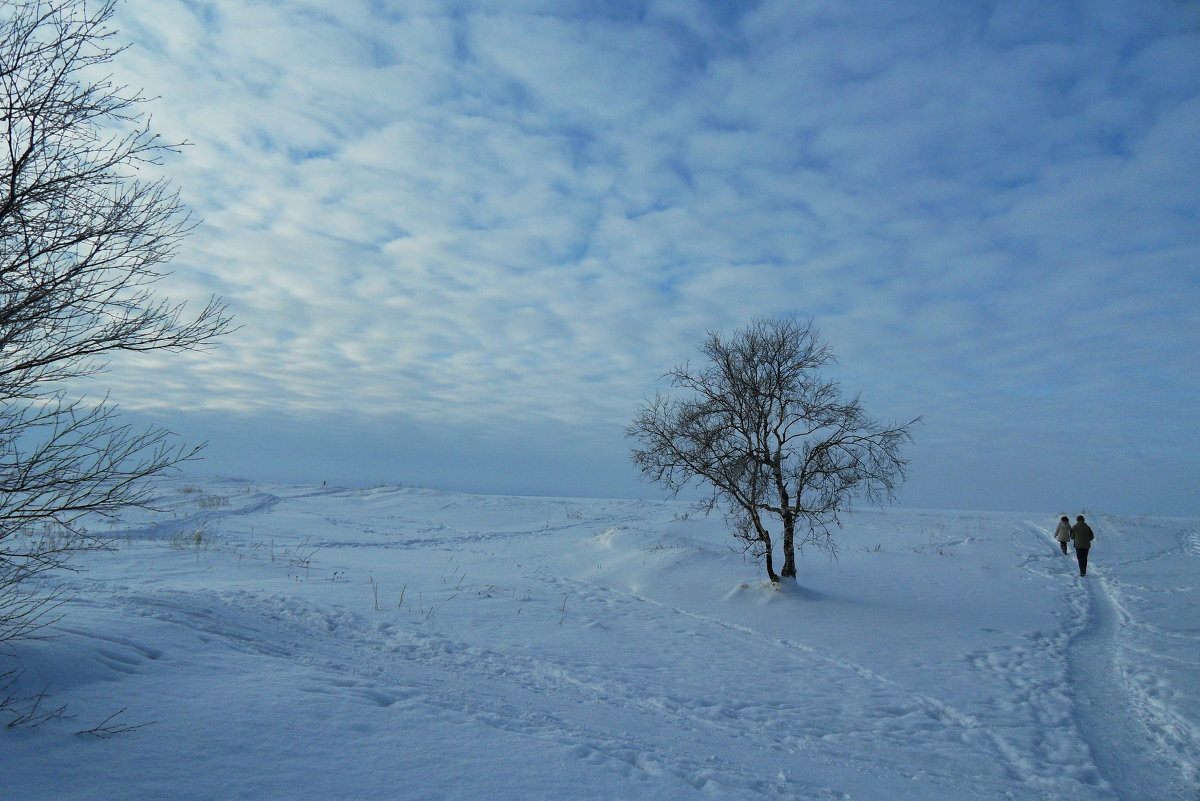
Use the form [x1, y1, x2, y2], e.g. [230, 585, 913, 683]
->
[1070, 515, 1095, 576]
[1054, 516, 1072, 554]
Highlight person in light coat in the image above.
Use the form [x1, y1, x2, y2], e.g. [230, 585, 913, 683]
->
[1070, 515, 1096, 576]
[1054, 516, 1072, 554]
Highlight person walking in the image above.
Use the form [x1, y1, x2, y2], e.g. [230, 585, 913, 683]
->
[1070, 515, 1095, 576]
[1054, 516, 1072, 554]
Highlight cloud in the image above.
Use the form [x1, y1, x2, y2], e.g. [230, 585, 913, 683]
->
[78, 0, 1200, 515]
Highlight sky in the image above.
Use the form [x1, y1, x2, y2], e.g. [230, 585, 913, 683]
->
[81, 0, 1200, 516]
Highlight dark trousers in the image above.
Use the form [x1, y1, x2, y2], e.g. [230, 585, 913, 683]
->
[1060, 541, 1069, 554]
[1076, 547, 1090, 576]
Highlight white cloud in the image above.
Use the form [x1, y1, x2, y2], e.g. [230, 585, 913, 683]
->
[76, 0, 1200, 514]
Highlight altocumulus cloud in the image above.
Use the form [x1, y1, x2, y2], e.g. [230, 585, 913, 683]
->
[91, 0, 1198, 514]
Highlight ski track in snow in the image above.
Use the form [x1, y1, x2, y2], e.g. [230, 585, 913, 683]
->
[118, 588, 852, 799]
[94, 534, 983, 796]
[111, 521, 1057, 798]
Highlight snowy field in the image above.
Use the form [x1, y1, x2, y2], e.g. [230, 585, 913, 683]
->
[2, 477, 1197, 801]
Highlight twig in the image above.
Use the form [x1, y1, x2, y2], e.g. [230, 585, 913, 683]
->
[3, 677, 70, 729]
[76, 708, 154, 738]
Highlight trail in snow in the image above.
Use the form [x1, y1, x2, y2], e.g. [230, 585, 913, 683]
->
[1021, 514, 1200, 801]
[1010, 521, 1199, 800]
[1067, 574, 1194, 800]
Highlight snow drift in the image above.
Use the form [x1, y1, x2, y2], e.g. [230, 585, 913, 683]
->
[2, 477, 1196, 800]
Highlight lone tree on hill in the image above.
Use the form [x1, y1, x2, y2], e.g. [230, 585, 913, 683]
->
[628, 317, 918, 583]
[0, 0, 232, 640]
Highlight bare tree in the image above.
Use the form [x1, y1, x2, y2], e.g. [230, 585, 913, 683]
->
[0, 0, 232, 641]
[628, 317, 918, 583]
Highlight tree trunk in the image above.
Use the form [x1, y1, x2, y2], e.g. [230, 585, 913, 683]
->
[764, 544, 779, 583]
[773, 468, 798, 579]
[780, 512, 797, 579]
[760, 530, 779, 583]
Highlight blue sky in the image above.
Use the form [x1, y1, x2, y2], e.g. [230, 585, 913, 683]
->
[97, 0, 1199, 515]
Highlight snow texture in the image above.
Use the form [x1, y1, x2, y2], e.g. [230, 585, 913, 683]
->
[2, 477, 1197, 800]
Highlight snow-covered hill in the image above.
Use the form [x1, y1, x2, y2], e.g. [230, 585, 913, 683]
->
[3, 477, 1197, 800]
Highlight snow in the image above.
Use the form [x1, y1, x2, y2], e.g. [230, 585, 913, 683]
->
[2, 477, 1197, 800]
